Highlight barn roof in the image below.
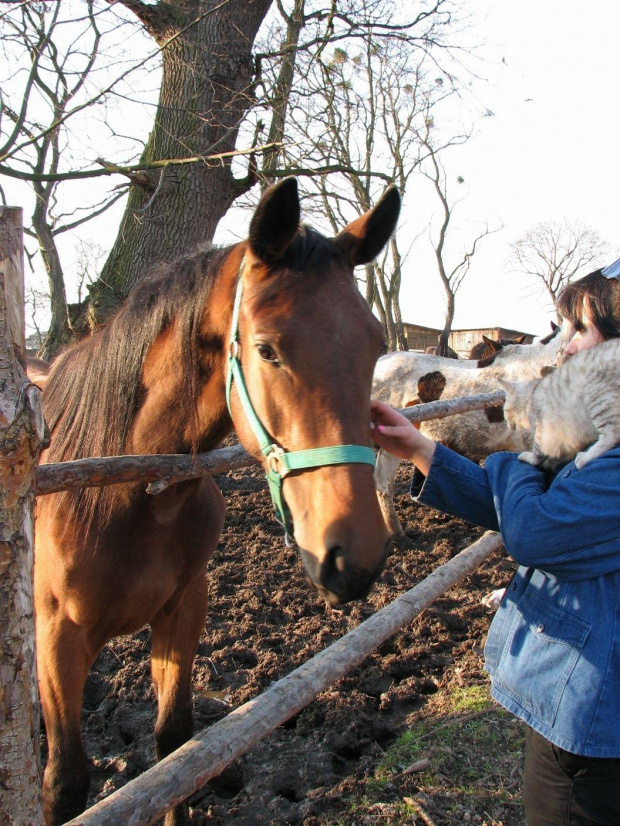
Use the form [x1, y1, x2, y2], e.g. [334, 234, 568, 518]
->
[402, 322, 536, 338]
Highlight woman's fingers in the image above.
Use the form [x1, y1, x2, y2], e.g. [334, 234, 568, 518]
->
[370, 398, 411, 429]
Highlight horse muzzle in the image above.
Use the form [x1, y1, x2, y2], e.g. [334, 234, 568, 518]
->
[298, 543, 388, 606]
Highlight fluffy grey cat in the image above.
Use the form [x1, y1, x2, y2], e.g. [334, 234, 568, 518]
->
[499, 338, 620, 470]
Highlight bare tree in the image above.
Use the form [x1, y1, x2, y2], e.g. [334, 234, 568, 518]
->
[509, 218, 610, 316]
[299, 33, 423, 350]
[1, 0, 275, 348]
[103, 0, 460, 334]
[420, 129, 499, 356]
[90, 0, 276, 326]
[25, 284, 49, 352]
[0, 1, 136, 355]
[263, 0, 471, 350]
[2, 0, 476, 352]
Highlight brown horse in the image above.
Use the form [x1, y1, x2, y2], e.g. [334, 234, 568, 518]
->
[424, 344, 459, 359]
[35, 178, 400, 825]
[468, 334, 527, 360]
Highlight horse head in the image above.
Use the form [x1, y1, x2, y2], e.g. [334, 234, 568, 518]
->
[227, 178, 400, 605]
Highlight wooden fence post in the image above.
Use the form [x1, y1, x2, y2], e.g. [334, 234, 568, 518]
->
[0, 206, 45, 824]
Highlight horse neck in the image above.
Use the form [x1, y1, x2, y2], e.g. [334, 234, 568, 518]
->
[127, 246, 244, 456]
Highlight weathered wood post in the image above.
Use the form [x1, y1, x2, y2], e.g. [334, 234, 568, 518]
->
[0, 206, 45, 824]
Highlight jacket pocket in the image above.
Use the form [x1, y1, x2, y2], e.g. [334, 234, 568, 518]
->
[494, 589, 590, 727]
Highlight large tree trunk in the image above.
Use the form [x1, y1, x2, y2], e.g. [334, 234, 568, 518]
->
[89, 0, 273, 326]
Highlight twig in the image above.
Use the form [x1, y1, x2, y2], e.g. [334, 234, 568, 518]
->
[419, 707, 501, 741]
[403, 796, 440, 826]
[394, 758, 431, 778]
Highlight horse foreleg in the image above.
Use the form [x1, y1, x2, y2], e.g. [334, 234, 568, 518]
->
[374, 449, 405, 537]
[37, 612, 93, 826]
[150, 574, 209, 826]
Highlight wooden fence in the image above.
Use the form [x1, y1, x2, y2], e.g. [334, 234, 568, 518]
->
[0, 207, 506, 825]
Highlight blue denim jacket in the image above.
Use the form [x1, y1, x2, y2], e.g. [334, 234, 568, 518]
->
[412, 443, 620, 757]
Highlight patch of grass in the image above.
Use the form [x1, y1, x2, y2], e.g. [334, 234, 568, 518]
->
[340, 682, 525, 825]
[451, 684, 490, 713]
[373, 729, 425, 780]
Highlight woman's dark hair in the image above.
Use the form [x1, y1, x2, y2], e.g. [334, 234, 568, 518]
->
[556, 269, 620, 340]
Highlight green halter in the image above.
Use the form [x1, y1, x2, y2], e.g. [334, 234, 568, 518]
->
[225, 258, 376, 544]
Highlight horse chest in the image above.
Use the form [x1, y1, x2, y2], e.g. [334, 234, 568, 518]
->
[151, 496, 187, 526]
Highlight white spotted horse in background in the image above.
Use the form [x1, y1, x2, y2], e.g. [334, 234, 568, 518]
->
[372, 325, 562, 537]
[35, 178, 400, 825]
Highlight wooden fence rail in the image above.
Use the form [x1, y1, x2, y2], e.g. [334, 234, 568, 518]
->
[65, 530, 504, 826]
[35, 391, 505, 495]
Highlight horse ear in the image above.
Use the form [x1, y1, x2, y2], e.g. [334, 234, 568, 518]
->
[550, 320, 559, 331]
[249, 177, 301, 265]
[483, 335, 501, 351]
[335, 185, 401, 266]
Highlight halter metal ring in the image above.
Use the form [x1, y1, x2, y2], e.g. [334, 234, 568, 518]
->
[267, 445, 287, 476]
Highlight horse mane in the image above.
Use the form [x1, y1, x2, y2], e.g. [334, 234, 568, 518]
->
[279, 224, 344, 271]
[44, 243, 231, 466]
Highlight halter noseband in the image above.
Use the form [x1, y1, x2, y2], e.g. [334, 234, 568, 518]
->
[225, 257, 376, 543]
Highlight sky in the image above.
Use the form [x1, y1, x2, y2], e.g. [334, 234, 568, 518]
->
[402, 0, 620, 337]
[5, 0, 620, 341]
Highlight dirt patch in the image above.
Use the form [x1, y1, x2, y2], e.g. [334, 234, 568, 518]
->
[64, 462, 522, 824]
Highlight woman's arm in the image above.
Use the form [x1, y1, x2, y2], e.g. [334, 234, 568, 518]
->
[371, 399, 500, 530]
[485, 449, 620, 578]
[371, 402, 620, 579]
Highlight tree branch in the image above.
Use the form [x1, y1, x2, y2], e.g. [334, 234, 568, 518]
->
[0, 142, 285, 183]
[0, 0, 235, 165]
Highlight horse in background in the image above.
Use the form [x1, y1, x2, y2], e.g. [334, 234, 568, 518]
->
[373, 327, 562, 537]
[424, 344, 459, 358]
[467, 333, 527, 360]
[36, 178, 400, 825]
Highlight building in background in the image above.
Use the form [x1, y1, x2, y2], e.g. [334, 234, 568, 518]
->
[402, 323, 534, 358]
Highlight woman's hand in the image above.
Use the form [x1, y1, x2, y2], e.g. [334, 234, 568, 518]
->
[370, 399, 437, 474]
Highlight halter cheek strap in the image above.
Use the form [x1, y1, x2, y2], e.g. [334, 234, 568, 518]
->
[225, 257, 376, 543]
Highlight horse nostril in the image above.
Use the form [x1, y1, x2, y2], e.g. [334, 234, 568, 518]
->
[312, 543, 384, 605]
[321, 545, 349, 599]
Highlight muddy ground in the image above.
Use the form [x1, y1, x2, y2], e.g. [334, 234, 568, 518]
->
[59, 461, 522, 825]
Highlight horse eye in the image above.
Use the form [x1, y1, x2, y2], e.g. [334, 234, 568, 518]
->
[257, 343, 279, 364]
[379, 342, 389, 356]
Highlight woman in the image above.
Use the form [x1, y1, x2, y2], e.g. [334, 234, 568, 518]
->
[371, 261, 620, 826]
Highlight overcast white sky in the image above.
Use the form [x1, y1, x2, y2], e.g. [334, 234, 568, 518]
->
[402, 0, 620, 336]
